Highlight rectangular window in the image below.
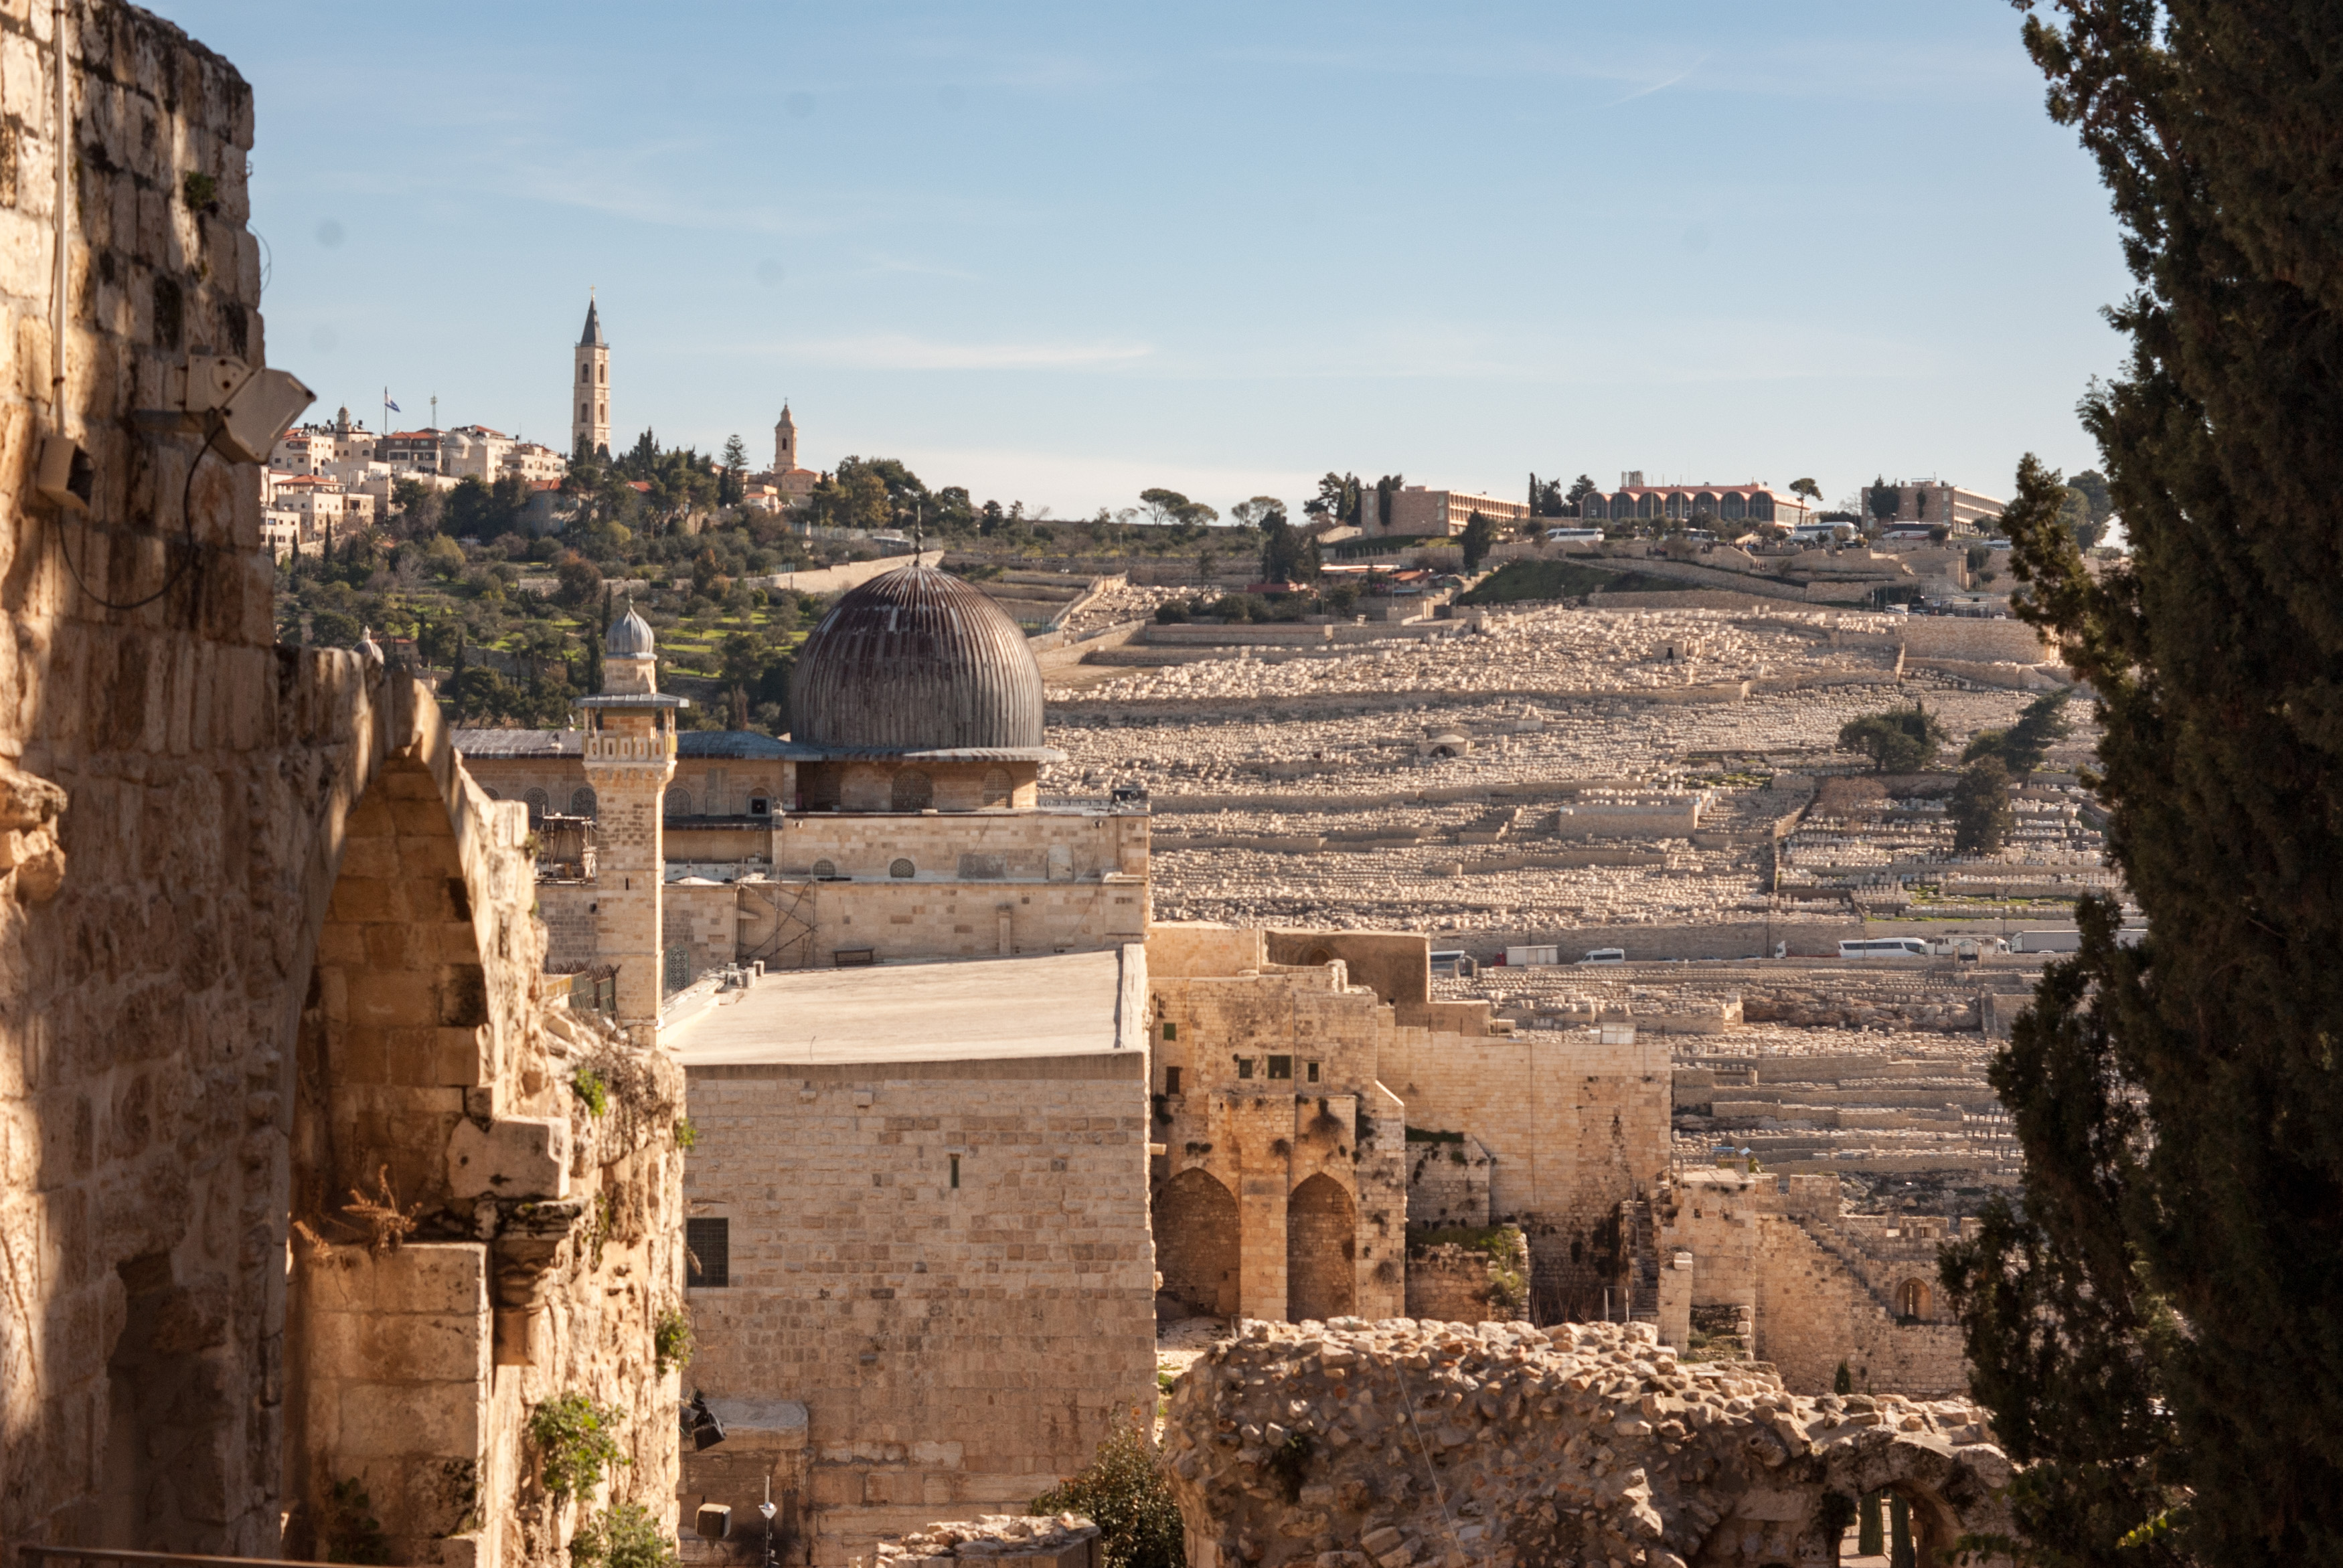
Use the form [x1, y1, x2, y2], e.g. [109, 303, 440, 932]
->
[1162, 1021, 1177, 1041]
[949, 1154, 960, 1190]
[1306, 1060, 1321, 1084]
[1165, 1066, 1182, 1096]
[685, 1217, 729, 1288]
[1268, 1055, 1293, 1080]
[1235, 1057, 1255, 1080]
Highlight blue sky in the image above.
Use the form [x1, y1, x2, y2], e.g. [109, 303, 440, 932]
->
[162, 1, 2127, 519]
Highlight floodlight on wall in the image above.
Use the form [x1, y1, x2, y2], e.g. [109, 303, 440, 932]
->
[139, 353, 317, 463]
[33, 434, 92, 513]
[682, 1389, 727, 1450]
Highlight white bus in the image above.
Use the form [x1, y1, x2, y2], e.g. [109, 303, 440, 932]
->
[1546, 527, 1603, 543]
[1838, 938, 1931, 960]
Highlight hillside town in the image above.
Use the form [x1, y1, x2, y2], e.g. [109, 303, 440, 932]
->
[3, 5, 2323, 1568]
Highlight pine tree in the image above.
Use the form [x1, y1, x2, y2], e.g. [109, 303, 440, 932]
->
[1939, 7, 2343, 1565]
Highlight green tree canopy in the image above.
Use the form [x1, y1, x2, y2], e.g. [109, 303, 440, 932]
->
[1937, 6, 2343, 1564]
[1949, 756, 2015, 855]
[1459, 511, 1498, 571]
[1836, 703, 1945, 773]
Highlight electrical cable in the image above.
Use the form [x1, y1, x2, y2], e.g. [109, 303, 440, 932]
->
[51, 414, 226, 614]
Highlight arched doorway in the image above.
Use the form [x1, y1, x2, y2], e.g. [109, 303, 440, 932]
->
[1896, 1278, 1933, 1322]
[1153, 1168, 1239, 1317]
[1287, 1174, 1356, 1322]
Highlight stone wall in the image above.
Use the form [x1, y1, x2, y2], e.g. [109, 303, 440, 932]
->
[1402, 1229, 1529, 1325]
[1655, 1170, 1966, 1398]
[0, 9, 679, 1560]
[1378, 1025, 1672, 1321]
[1161, 1318, 2015, 1568]
[681, 1053, 1157, 1568]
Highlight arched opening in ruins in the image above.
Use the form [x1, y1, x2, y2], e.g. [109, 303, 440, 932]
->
[1153, 1168, 1240, 1317]
[1894, 1278, 1932, 1323]
[1286, 1173, 1357, 1322]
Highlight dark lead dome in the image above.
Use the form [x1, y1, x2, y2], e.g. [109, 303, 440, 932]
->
[791, 566, 1054, 756]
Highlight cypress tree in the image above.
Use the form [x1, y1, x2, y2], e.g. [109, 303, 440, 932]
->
[1940, 7, 2343, 1565]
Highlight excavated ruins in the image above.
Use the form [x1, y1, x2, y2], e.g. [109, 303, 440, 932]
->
[1163, 1319, 2014, 1568]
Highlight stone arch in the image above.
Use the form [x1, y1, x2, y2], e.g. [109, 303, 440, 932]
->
[889, 857, 916, 879]
[1287, 1173, 1356, 1323]
[812, 858, 837, 878]
[283, 671, 556, 1559]
[1896, 1277, 1932, 1322]
[571, 786, 598, 816]
[892, 768, 933, 811]
[1153, 1168, 1240, 1317]
[666, 786, 694, 818]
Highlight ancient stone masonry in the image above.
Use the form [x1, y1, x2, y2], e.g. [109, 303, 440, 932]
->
[1162, 1318, 2016, 1568]
[0, 7, 680, 1563]
[866, 1514, 1103, 1568]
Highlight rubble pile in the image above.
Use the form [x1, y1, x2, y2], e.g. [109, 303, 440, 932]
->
[867, 1515, 1103, 1568]
[1162, 1318, 2014, 1568]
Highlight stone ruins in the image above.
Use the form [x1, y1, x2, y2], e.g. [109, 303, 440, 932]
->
[1163, 1319, 2013, 1568]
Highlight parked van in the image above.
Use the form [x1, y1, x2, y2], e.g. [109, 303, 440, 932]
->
[1580, 948, 1627, 966]
[1925, 934, 2008, 960]
[1838, 938, 1931, 960]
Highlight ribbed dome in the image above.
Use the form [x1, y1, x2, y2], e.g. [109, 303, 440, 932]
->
[791, 566, 1048, 754]
[608, 603, 655, 657]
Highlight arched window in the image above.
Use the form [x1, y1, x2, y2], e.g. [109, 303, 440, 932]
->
[1896, 1278, 1932, 1322]
[480, 788, 501, 800]
[665, 788, 694, 818]
[811, 859, 836, 878]
[580, 402, 589, 422]
[599, 365, 607, 383]
[981, 768, 1012, 808]
[891, 770, 933, 811]
[888, 858, 915, 879]
[571, 787, 597, 817]
[580, 365, 590, 383]
[523, 788, 550, 824]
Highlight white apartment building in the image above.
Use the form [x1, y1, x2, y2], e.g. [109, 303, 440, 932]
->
[270, 408, 378, 474]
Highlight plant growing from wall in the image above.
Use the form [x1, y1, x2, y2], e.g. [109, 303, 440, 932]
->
[571, 1502, 679, 1568]
[319, 1476, 394, 1565]
[573, 1067, 610, 1116]
[527, 1392, 630, 1503]
[653, 1307, 692, 1374]
[672, 1116, 699, 1150]
[1032, 1409, 1186, 1568]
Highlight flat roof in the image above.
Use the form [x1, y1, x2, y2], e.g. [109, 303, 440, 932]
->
[669, 946, 1143, 1066]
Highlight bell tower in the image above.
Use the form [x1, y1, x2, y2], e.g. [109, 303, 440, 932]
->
[572, 293, 611, 461]
[775, 403, 798, 472]
[578, 601, 684, 1039]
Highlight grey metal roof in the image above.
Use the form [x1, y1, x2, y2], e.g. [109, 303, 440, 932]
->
[454, 728, 582, 758]
[790, 565, 1052, 758]
[677, 731, 823, 760]
[580, 297, 605, 347]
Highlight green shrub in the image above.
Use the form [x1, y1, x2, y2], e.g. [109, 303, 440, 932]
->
[653, 1308, 693, 1374]
[1032, 1412, 1185, 1568]
[673, 1117, 699, 1150]
[571, 1501, 677, 1568]
[573, 1068, 609, 1116]
[528, 1391, 630, 1502]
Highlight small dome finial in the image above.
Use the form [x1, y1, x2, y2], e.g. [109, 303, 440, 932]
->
[607, 597, 655, 658]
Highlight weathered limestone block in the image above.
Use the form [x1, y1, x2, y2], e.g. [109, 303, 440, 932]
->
[446, 1114, 570, 1201]
[1162, 1318, 2014, 1568]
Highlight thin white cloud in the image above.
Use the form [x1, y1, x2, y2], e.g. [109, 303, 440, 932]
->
[1605, 56, 1707, 107]
[780, 334, 1153, 371]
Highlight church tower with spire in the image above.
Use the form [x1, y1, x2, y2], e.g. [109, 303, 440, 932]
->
[774, 403, 798, 472]
[572, 294, 611, 461]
